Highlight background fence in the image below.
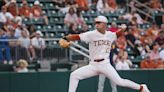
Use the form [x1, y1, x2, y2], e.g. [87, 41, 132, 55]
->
[0, 70, 164, 92]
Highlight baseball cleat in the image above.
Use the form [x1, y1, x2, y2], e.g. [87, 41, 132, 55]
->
[140, 84, 150, 92]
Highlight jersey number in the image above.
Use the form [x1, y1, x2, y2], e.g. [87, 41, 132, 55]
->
[106, 47, 111, 53]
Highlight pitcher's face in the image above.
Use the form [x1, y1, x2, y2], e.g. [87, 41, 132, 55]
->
[95, 22, 106, 31]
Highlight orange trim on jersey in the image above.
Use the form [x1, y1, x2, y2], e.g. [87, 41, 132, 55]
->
[67, 34, 80, 41]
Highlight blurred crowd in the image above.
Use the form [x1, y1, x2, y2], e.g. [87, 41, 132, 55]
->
[0, 0, 164, 70]
[0, 0, 46, 65]
[55, 0, 164, 69]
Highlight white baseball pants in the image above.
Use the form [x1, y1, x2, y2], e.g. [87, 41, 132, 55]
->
[97, 74, 117, 92]
[68, 60, 140, 92]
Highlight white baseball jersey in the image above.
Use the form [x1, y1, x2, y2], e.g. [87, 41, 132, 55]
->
[79, 30, 117, 61]
[69, 30, 143, 92]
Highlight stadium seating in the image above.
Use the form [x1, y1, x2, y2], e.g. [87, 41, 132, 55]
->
[15, 0, 163, 65]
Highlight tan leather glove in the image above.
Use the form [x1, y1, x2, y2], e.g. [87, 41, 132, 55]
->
[59, 38, 70, 48]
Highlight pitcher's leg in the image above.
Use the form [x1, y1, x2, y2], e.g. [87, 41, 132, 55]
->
[97, 74, 106, 92]
[110, 80, 117, 92]
[101, 63, 140, 90]
[68, 64, 98, 92]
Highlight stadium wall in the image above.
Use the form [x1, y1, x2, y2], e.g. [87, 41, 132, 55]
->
[0, 70, 164, 92]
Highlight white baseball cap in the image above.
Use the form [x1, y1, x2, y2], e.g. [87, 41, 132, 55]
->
[95, 16, 108, 23]
[36, 31, 43, 36]
[34, 1, 40, 5]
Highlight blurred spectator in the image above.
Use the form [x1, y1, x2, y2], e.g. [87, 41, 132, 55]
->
[135, 27, 153, 52]
[53, 0, 77, 13]
[31, 1, 41, 17]
[0, 5, 22, 33]
[148, 0, 164, 23]
[129, 0, 152, 22]
[14, 27, 22, 38]
[76, 8, 88, 32]
[31, 31, 45, 60]
[139, 32, 152, 51]
[96, 0, 118, 12]
[125, 30, 136, 49]
[12, 16, 22, 29]
[0, 28, 12, 64]
[148, 43, 161, 61]
[113, 49, 133, 70]
[140, 56, 156, 68]
[115, 58, 132, 70]
[64, 7, 78, 27]
[140, 55, 163, 69]
[52, 0, 67, 9]
[14, 59, 28, 72]
[115, 35, 127, 50]
[125, 29, 146, 57]
[75, 0, 89, 11]
[135, 40, 147, 56]
[149, 0, 164, 12]
[129, 0, 136, 12]
[28, 24, 36, 39]
[17, 30, 36, 61]
[68, 23, 79, 34]
[121, 10, 144, 25]
[155, 25, 164, 48]
[31, 31, 45, 49]
[146, 23, 160, 41]
[7, 0, 19, 17]
[149, 43, 164, 68]
[106, 0, 118, 11]
[96, 0, 104, 12]
[155, 32, 164, 48]
[129, 25, 141, 39]
[108, 22, 119, 32]
[14, 24, 29, 38]
[31, 1, 49, 25]
[0, 6, 14, 24]
[19, 0, 32, 18]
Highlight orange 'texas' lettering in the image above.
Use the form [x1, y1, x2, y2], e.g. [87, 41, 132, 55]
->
[93, 40, 111, 46]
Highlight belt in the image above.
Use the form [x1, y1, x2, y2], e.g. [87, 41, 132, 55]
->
[94, 59, 104, 62]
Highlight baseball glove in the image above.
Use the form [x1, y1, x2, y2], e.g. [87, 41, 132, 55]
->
[59, 38, 70, 48]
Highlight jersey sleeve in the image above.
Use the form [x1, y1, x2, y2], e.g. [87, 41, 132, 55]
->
[79, 31, 92, 43]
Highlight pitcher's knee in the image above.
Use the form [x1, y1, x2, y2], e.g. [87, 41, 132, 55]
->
[70, 72, 82, 80]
